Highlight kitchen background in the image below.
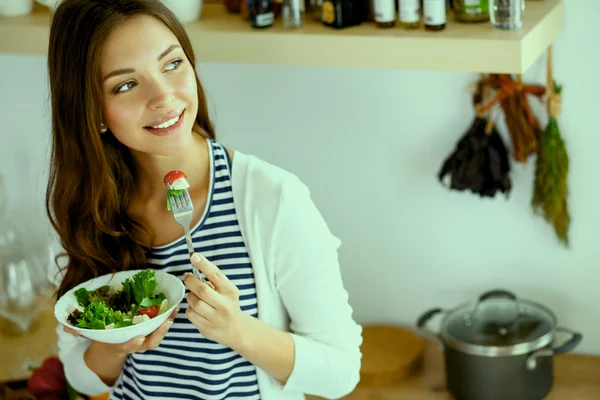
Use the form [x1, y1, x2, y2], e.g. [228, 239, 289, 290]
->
[0, 0, 598, 355]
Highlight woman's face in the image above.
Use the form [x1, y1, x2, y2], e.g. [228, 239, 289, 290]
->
[100, 15, 198, 157]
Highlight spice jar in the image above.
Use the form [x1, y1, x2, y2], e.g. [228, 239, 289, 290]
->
[489, 0, 524, 30]
[453, 0, 489, 22]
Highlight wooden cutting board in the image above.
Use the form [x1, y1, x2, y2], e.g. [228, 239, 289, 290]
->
[358, 324, 425, 388]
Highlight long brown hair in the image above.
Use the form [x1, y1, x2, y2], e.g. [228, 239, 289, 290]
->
[46, 0, 215, 299]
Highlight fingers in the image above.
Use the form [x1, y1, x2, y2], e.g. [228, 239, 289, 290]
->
[120, 335, 147, 354]
[189, 253, 239, 297]
[184, 275, 222, 309]
[184, 272, 206, 297]
[141, 307, 179, 351]
[186, 292, 217, 319]
[186, 306, 210, 329]
[116, 307, 179, 354]
[63, 326, 81, 336]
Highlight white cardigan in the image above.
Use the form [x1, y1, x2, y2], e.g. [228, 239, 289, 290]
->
[51, 149, 363, 399]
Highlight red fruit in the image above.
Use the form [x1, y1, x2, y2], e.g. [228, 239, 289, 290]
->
[137, 305, 160, 319]
[41, 357, 65, 378]
[27, 357, 67, 397]
[163, 170, 187, 185]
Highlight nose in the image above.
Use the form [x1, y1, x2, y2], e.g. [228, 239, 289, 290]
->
[147, 78, 174, 111]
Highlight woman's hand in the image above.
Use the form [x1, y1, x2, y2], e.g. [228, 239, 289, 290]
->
[183, 253, 248, 350]
[185, 253, 296, 384]
[62, 307, 179, 356]
[61, 306, 179, 386]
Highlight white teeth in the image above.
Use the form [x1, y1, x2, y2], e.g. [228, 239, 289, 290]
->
[151, 114, 180, 129]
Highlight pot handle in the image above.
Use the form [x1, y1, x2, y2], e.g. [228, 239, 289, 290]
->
[526, 327, 583, 370]
[416, 307, 443, 339]
[478, 289, 518, 302]
[466, 289, 519, 326]
[416, 307, 443, 328]
[553, 327, 583, 354]
[526, 349, 553, 370]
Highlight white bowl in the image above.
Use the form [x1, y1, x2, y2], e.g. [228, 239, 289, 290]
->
[54, 269, 185, 344]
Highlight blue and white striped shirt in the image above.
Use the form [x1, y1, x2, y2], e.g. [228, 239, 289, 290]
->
[110, 140, 261, 400]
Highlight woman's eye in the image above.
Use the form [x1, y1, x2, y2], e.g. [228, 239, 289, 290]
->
[165, 59, 184, 71]
[116, 81, 136, 94]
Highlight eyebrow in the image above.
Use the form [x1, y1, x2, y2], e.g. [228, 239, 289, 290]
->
[102, 44, 182, 83]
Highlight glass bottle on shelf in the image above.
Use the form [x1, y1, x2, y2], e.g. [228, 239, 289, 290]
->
[246, 0, 275, 28]
[453, 0, 489, 22]
[365, 0, 375, 21]
[423, 0, 446, 31]
[224, 0, 243, 13]
[283, 0, 304, 28]
[374, 0, 396, 27]
[321, 0, 364, 29]
[489, 0, 523, 30]
[273, 0, 283, 17]
[399, 0, 420, 29]
[309, 0, 324, 21]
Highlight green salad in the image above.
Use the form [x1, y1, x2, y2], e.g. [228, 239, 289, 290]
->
[67, 269, 169, 330]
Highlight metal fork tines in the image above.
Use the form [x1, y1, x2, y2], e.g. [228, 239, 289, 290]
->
[167, 188, 204, 281]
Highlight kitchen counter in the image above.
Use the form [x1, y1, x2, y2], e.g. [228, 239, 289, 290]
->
[308, 334, 600, 400]
[0, 299, 58, 383]
[3, 305, 600, 399]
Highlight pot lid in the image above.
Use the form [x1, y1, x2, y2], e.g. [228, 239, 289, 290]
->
[442, 290, 556, 348]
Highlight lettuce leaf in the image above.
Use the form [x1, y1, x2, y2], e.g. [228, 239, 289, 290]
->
[166, 189, 184, 211]
[120, 269, 159, 306]
[74, 287, 91, 307]
[140, 292, 166, 308]
[74, 285, 111, 307]
[114, 320, 134, 328]
[76, 299, 123, 329]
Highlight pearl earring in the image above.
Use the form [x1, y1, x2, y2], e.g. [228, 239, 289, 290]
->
[100, 123, 107, 133]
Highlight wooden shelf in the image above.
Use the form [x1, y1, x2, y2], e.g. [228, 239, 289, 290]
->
[0, 0, 563, 73]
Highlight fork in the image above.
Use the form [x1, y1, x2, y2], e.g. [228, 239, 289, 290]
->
[167, 188, 205, 281]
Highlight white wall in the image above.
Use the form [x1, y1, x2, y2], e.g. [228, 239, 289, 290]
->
[1, 0, 599, 354]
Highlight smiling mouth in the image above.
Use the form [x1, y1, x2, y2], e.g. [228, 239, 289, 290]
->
[144, 109, 185, 136]
[145, 110, 183, 129]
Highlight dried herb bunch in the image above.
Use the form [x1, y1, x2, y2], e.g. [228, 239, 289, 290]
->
[476, 74, 546, 163]
[532, 47, 570, 246]
[437, 77, 511, 197]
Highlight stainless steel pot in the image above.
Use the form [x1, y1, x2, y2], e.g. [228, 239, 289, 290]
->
[416, 289, 582, 400]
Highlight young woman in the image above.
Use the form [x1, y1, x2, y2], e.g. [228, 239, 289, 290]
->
[46, 0, 362, 399]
